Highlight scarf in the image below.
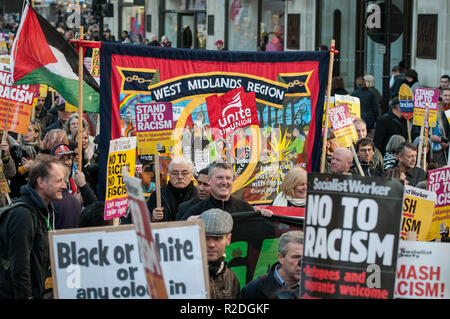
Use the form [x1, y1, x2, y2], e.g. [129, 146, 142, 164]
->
[272, 191, 306, 207]
[209, 255, 226, 278]
[166, 181, 195, 219]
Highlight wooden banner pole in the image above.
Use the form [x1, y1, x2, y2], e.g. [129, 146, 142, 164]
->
[77, 26, 84, 171]
[154, 154, 161, 209]
[407, 119, 412, 143]
[417, 126, 424, 168]
[320, 39, 336, 173]
[350, 144, 365, 177]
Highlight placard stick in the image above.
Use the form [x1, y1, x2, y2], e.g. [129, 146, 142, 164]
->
[350, 144, 365, 177]
[154, 153, 161, 208]
[77, 26, 84, 171]
[406, 119, 412, 143]
[320, 39, 336, 173]
[417, 125, 424, 168]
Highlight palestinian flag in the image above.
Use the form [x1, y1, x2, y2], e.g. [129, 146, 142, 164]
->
[11, 2, 100, 113]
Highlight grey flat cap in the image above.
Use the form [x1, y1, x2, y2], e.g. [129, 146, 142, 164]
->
[199, 209, 233, 237]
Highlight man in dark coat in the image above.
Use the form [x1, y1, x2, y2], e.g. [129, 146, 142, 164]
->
[0, 155, 67, 298]
[373, 97, 409, 156]
[176, 167, 210, 220]
[351, 77, 378, 130]
[181, 162, 254, 220]
[241, 230, 304, 299]
[148, 157, 197, 222]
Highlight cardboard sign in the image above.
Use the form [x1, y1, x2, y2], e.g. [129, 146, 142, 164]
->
[90, 48, 100, 79]
[395, 241, 450, 299]
[0, 61, 35, 135]
[334, 94, 361, 119]
[123, 170, 168, 298]
[401, 185, 435, 241]
[398, 84, 414, 120]
[322, 96, 334, 129]
[413, 88, 438, 127]
[427, 167, 450, 241]
[206, 87, 259, 138]
[301, 173, 404, 299]
[49, 221, 209, 299]
[0, 168, 10, 194]
[104, 137, 137, 220]
[328, 103, 359, 148]
[135, 102, 174, 155]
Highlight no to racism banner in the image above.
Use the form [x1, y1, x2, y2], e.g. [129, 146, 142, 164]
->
[301, 173, 404, 299]
[104, 137, 136, 220]
[0, 60, 35, 135]
[99, 44, 329, 204]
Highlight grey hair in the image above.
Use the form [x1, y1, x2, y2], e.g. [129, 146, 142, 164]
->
[385, 135, 406, 153]
[278, 231, 304, 257]
[168, 157, 194, 173]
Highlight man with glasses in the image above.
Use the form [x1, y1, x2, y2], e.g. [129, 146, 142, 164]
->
[147, 157, 198, 222]
[352, 137, 383, 176]
[176, 167, 211, 220]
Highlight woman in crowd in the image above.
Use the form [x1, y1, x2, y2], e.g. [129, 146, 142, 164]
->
[9, 121, 43, 197]
[272, 167, 307, 207]
[383, 135, 405, 171]
[352, 76, 378, 131]
[331, 76, 348, 96]
[406, 69, 420, 94]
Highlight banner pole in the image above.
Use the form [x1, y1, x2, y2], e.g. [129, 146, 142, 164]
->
[320, 39, 336, 173]
[407, 119, 412, 143]
[77, 26, 84, 171]
[154, 153, 161, 209]
[350, 144, 365, 177]
[417, 126, 424, 168]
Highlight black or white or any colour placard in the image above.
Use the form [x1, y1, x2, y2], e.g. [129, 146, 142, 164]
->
[301, 173, 404, 299]
[49, 221, 209, 299]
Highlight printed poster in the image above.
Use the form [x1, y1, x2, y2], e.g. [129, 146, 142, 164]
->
[104, 137, 137, 220]
[301, 173, 404, 299]
[427, 167, 450, 241]
[328, 103, 359, 148]
[413, 88, 438, 127]
[334, 94, 361, 120]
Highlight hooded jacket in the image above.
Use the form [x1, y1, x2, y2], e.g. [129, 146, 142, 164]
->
[0, 184, 54, 299]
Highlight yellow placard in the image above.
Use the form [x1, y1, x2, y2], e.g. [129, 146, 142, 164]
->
[329, 103, 358, 148]
[334, 94, 361, 119]
[0, 168, 10, 194]
[401, 185, 435, 241]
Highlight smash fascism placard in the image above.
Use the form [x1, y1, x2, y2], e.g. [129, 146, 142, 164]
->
[301, 173, 404, 299]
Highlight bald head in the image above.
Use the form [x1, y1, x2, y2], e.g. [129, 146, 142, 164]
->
[330, 148, 353, 174]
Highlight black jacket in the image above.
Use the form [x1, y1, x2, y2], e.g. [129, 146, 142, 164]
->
[147, 182, 197, 222]
[176, 197, 202, 221]
[351, 87, 379, 130]
[241, 262, 285, 299]
[0, 184, 53, 299]
[373, 110, 409, 155]
[182, 195, 254, 220]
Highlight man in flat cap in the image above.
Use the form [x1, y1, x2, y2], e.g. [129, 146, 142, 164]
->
[199, 208, 240, 299]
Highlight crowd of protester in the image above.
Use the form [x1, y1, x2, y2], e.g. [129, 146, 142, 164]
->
[0, 6, 449, 299]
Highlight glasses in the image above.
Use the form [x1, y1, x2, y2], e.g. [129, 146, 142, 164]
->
[169, 170, 191, 177]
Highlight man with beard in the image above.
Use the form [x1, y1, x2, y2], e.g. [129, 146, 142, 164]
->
[148, 157, 197, 222]
[0, 155, 66, 298]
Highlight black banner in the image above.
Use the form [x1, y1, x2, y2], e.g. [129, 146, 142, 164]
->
[300, 173, 404, 299]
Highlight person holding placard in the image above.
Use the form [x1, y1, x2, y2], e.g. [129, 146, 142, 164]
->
[198, 208, 240, 299]
[148, 157, 198, 222]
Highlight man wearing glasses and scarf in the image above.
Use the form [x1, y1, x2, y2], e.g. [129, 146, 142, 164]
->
[147, 157, 197, 222]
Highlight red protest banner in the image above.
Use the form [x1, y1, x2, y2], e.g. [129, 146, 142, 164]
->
[206, 86, 259, 139]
